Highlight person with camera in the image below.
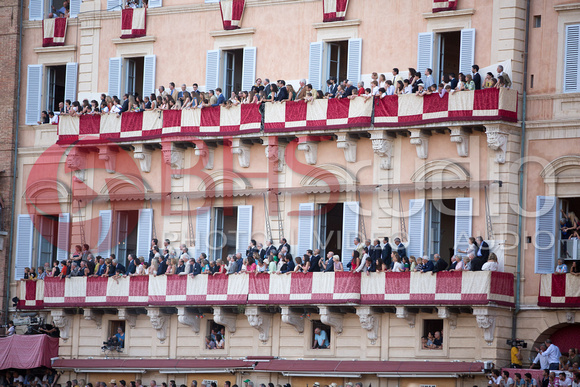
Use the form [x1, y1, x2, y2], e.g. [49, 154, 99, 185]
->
[511, 340, 524, 368]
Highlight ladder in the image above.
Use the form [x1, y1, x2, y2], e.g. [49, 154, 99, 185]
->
[397, 189, 407, 242]
[276, 192, 284, 239]
[263, 193, 273, 242]
[186, 197, 195, 247]
[76, 199, 86, 246]
[149, 199, 157, 240]
[485, 186, 495, 240]
[357, 191, 367, 241]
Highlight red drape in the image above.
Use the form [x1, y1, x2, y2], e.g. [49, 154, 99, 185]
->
[0, 335, 59, 370]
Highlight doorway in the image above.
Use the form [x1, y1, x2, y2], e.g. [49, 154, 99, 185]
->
[222, 49, 243, 97]
[213, 207, 238, 260]
[46, 65, 66, 112]
[318, 203, 343, 258]
[125, 57, 144, 97]
[37, 215, 59, 268]
[559, 197, 580, 259]
[437, 31, 461, 83]
[428, 199, 456, 261]
[116, 210, 138, 266]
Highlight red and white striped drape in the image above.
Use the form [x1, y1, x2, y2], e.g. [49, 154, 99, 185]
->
[219, 0, 245, 30]
[42, 17, 67, 47]
[121, 8, 146, 39]
[323, 0, 349, 22]
[432, 0, 457, 13]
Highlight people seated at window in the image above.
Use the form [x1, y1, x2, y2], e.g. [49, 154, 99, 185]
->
[312, 327, 329, 349]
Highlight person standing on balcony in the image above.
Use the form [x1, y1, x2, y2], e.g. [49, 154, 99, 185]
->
[394, 238, 407, 259]
[497, 65, 512, 89]
[458, 237, 479, 256]
[432, 254, 448, 273]
[535, 340, 563, 370]
[296, 79, 307, 101]
[472, 65, 482, 90]
[382, 237, 392, 268]
[482, 253, 500, 272]
[279, 238, 291, 254]
[476, 236, 490, 262]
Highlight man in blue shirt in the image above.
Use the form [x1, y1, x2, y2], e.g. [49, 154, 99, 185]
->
[312, 327, 329, 349]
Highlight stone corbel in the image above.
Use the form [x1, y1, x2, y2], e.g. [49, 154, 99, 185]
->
[356, 307, 379, 345]
[98, 146, 119, 174]
[161, 142, 185, 179]
[296, 136, 332, 165]
[280, 306, 304, 333]
[213, 307, 237, 333]
[473, 307, 496, 345]
[231, 138, 251, 168]
[133, 144, 153, 173]
[66, 147, 88, 182]
[245, 306, 272, 343]
[566, 311, 575, 324]
[370, 131, 395, 170]
[450, 127, 470, 157]
[194, 142, 216, 170]
[50, 309, 71, 340]
[336, 133, 358, 163]
[437, 307, 457, 330]
[146, 308, 169, 343]
[318, 306, 343, 334]
[262, 137, 285, 172]
[83, 308, 102, 329]
[117, 308, 137, 329]
[485, 125, 509, 164]
[177, 307, 202, 334]
[409, 129, 430, 159]
[396, 306, 416, 328]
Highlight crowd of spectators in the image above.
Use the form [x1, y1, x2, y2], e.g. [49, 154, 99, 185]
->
[421, 331, 443, 350]
[0, 369, 59, 387]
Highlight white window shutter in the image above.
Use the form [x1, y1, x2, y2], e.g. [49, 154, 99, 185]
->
[241, 47, 257, 92]
[417, 32, 434, 77]
[29, 0, 44, 21]
[25, 64, 43, 125]
[459, 28, 476, 75]
[136, 209, 153, 260]
[64, 62, 78, 103]
[69, 0, 81, 18]
[535, 196, 557, 274]
[454, 197, 473, 255]
[108, 57, 123, 97]
[408, 199, 426, 258]
[15, 215, 34, 279]
[56, 213, 71, 262]
[142, 55, 156, 97]
[148, 0, 162, 8]
[347, 38, 362, 85]
[564, 25, 580, 93]
[107, 0, 123, 11]
[205, 50, 221, 92]
[308, 42, 324, 91]
[236, 205, 253, 255]
[297, 203, 315, 257]
[341, 202, 359, 271]
[194, 207, 211, 259]
[97, 210, 113, 257]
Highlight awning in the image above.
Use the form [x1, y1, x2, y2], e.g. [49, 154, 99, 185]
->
[0, 335, 59, 370]
[52, 359, 254, 373]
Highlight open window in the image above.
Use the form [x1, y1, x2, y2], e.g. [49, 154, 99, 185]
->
[326, 41, 348, 84]
[311, 320, 331, 349]
[124, 57, 144, 96]
[108, 56, 155, 98]
[421, 319, 444, 350]
[37, 215, 59, 269]
[46, 65, 65, 113]
[558, 198, 580, 261]
[28, 0, 81, 20]
[222, 49, 243, 97]
[115, 210, 139, 267]
[102, 320, 125, 352]
[205, 47, 256, 93]
[211, 207, 238, 260]
[308, 38, 361, 92]
[317, 203, 343, 258]
[205, 320, 225, 350]
[98, 209, 152, 265]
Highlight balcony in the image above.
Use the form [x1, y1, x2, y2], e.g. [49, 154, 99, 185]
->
[538, 274, 580, 307]
[56, 89, 518, 145]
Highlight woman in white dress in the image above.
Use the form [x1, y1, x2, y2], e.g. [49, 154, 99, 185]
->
[457, 237, 478, 257]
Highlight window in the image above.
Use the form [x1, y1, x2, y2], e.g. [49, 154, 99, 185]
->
[115, 210, 139, 267]
[46, 65, 66, 113]
[37, 215, 59, 269]
[103, 320, 125, 352]
[28, 0, 80, 20]
[108, 56, 155, 101]
[311, 320, 331, 349]
[205, 48, 256, 94]
[212, 207, 238, 260]
[422, 319, 444, 350]
[326, 41, 348, 84]
[428, 199, 456, 259]
[558, 197, 580, 260]
[317, 203, 344, 258]
[533, 15, 542, 28]
[223, 49, 243, 97]
[436, 31, 461, 83]
[205, 320, 225, 350]
[124, 57, 144, 96]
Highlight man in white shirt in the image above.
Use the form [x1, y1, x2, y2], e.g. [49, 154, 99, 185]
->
[559, 373, 573, 387]
[488, 369, 503, 386]
[533, 344, 550, 370]
[503, 371, 515, 387]
[7, 321, 15, 336]
[535, 339, 562, 370]
[571, 372, 580, 387]
[424, 68, 435, 89]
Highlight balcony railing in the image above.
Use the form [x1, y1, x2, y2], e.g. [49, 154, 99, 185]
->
[56, 88, 518, 145]
[538, 273, 580, 307]
[17, 271, 514, 309]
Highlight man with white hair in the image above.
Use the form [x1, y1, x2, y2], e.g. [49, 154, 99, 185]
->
[497, 65, 512, 88]
[345, 80, 357, 96]
[421, 255, 434, 272]
[432, 254, 448, 273]
[296, 79, 307, 100]
[469, 252, 484, 271]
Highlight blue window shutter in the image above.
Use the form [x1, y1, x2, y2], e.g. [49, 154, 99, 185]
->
[407, 199, 426, 258]
[236, 205, 253, 255]
[341, 202, 359, 270]
[308, 42, 323, 91]
[454, 197, 473, 255]
[535, 196, 557, 274]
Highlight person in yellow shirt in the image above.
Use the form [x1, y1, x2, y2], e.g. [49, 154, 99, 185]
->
[511, 342, 523, 368]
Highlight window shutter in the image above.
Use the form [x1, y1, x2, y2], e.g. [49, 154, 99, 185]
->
[69, 0, 81, 18]
[417, 32, 434, 77]
[15, 215, 34, 279]
[347, 38, 362, 85]
[564, 25, 580, 93]
[64, 62, 78, 103]
[25, 64, 43, 126]
[429, 202, 441, 258]
[29, 0, 44, 21]
[459, 28, 476, 75]
[408, 199, 426, 258]
[535, 196, 557, 274]
[142, 55, 156, 97]
[297, 203, 315, 257]
[195, 207, 211, 259]
[341, 202, 359, 271]
[205, 50, 221, 92]
[454, 197, 473, 255]
[236, 205, 253, 255]
[148, 0, 162, 8]
[56, 213, 71, 262]
[97, 210, 112, 257]
[108, 57, 123, 97]
[107, 0, 122, 11]
[241, 47, 257, 92]
[136, 209, 153, 260]
[308, 42, 324, 91]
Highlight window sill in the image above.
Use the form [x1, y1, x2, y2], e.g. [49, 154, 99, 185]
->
[33, 45, 77, 54]
[422, 8, 475, 19]
[209, 28, 256, 37]
[112, 36, 157, 45]
[312, 19, 361, 30]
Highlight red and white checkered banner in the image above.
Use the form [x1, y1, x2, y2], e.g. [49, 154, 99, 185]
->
[42, 17, 67, 47]
[374, 88, 518, 128]
[433, 0, 457, 13]
[219, 0, 245, 30]
[121, 8, 146, 39]
[264, 97, 373, 133]
[57, 104, 262, 144]
[538, 274, 580, 307]
[323, 0, 349, 22]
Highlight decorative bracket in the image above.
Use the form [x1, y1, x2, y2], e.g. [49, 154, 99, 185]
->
[118, 308, 137, 329]
[161, 142, 185, 179]
[213, 307, 237, 333]
[356, 307, 379, 345]
[336, 133, 358, 163]
[194, 142, 216, 170]
[146, 308, 169, 343]
[177, 307, 202, 334]
[262, 137, 285, 172]
[231, 138, 251, 168]
[485, 125, 509, 164]
[450, 127, 470, 157]
[50, 309, 71, 340]
[473, 307, 496, 345]
[66, 147, 88, 182]
[566, 311, 575, 324]
[133, 144, 153, 173]
[318, 306, 343, 334]
[83, 308, 103, 329]
[409, 129, 430, 159]
[370, 131, 395, 170]
[280, 306, 304, 333]
[437, 307, 457, 330]
[297, 141, 319, 165]
[98, 146, 119, 174]
[396, 306, 416, 328]
[245, 306, 272, 343]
